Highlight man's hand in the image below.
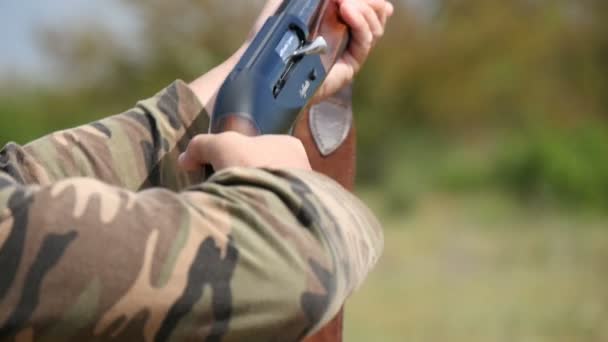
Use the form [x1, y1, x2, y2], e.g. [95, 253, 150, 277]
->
[316, 0, 394, 101]
[190, 0, 394, 109]
[248, 0, 394, 102]
[178, 132, 312, 172]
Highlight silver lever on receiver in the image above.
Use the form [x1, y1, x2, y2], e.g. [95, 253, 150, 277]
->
[291, 37, 328, 57]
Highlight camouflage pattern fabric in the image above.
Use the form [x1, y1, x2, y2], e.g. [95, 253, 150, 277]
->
[0, 81, 383, 341]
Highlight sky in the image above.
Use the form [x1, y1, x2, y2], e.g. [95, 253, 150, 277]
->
[0, 0, 135, 79]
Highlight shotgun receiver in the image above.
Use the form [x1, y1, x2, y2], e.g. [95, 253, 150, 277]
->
[210, 0, 349, 135]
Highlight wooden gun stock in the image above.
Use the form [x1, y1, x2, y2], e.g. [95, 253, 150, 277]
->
[302, 3, 350, 342]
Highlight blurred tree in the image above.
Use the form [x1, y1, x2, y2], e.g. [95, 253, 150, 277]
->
[34, 0, 264, 111]
[360, 0, 608, 130]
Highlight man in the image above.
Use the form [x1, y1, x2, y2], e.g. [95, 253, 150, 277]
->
[0, 0, 393, 340]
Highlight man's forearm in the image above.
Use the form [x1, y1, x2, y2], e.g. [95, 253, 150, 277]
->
[0, 166, 382, 341]
[1, 79, 216, 191]
[188, 47, 244, 113]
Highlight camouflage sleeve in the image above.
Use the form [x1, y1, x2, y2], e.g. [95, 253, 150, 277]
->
[0, 81, 208, 191]
[0, 165, 382, 341]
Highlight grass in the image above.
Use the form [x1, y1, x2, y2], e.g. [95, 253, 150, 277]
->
[344, 191, 608, 342]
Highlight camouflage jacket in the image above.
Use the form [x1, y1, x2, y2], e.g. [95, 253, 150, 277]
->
[0, 81, 382, 341]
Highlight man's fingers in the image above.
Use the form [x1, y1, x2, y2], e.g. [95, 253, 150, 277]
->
[378, 1, 394, 27]
[179, 133, 311, 172]
[366, 0, 388, 27]
[366, 0, 388, 12]
[383, 2, 395, 28]
[340, 0, 373, 68]
[315, 57, 354, 103]
[178, 134, 215, 171]
[386, 1, 395, 17]
[310, 0, 395, 102]
[359, 0, 385, 40]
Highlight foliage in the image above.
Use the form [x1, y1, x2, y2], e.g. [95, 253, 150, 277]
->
[494, 122, 608, 208]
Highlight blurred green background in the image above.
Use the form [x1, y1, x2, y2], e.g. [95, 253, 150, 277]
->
[1, 0, 608, 340]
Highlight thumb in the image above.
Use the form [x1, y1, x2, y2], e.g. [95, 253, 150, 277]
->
[178, 134, 216, 171]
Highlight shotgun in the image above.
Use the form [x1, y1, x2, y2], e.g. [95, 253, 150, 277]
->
[210, 0, 349, 135]
[209, 1, 352, 341]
